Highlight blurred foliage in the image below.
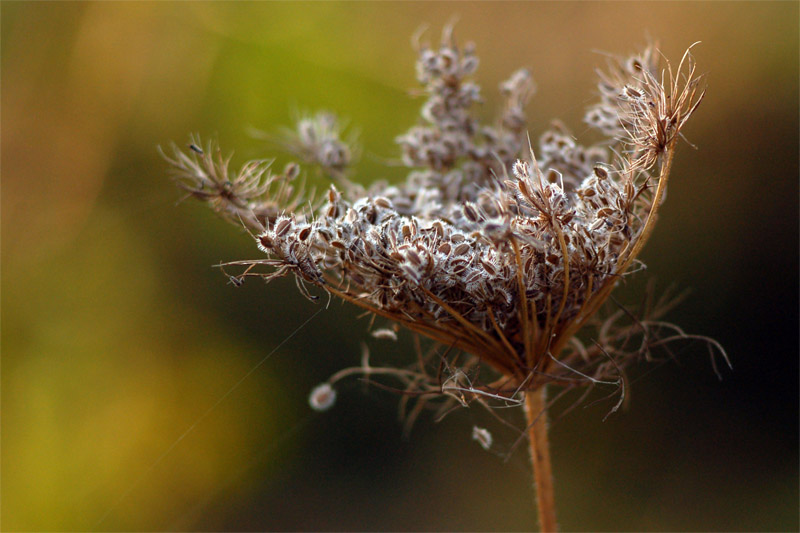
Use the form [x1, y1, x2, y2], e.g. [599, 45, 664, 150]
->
[2, 2, 797, 531]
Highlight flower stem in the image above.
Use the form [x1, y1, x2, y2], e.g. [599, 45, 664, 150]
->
[525, 387, 557, 532]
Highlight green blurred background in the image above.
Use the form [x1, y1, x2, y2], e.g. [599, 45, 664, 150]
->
[3, 2, 797, 531]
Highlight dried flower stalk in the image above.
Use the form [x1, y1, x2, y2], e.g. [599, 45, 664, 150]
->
[165, 27, 727, 531]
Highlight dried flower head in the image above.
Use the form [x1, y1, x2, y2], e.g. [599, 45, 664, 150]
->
[165, 27, 727, 531]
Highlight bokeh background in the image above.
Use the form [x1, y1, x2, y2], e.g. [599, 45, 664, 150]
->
[3, 2, 798, 531]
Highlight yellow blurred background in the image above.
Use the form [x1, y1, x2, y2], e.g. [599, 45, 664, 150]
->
[3, 2, 797, 531]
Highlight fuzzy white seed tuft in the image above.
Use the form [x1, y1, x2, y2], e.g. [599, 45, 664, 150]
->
[472, 426, 493, 450]
[371, 328, 398, 341]
[309, 383, 337, 411]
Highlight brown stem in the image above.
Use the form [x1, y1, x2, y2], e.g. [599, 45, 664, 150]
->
[525, 387, 557, 532]
[552, 140, 678, 357]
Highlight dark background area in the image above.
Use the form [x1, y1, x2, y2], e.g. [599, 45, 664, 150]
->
[3, 2, 797, 531]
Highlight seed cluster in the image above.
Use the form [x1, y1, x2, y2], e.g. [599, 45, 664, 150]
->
[166, 28, 717, 409]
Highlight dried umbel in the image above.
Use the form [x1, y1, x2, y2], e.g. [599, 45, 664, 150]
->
[165, 27, 726, 531]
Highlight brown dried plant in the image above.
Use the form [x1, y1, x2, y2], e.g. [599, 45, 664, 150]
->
[164, 27, 727, 531]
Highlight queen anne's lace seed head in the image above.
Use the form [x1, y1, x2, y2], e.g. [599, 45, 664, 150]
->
[167, 27, 727, 431]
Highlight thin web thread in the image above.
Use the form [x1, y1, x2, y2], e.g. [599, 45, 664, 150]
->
[166, 411, 317, 530]
[93, 307, 324, 530]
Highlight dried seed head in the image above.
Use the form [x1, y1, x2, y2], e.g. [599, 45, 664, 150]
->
[513, 159, 530, 179]
[593, 164, 609, 180]
[309, 383, 336, 411]
[170, 27, 723, 437]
